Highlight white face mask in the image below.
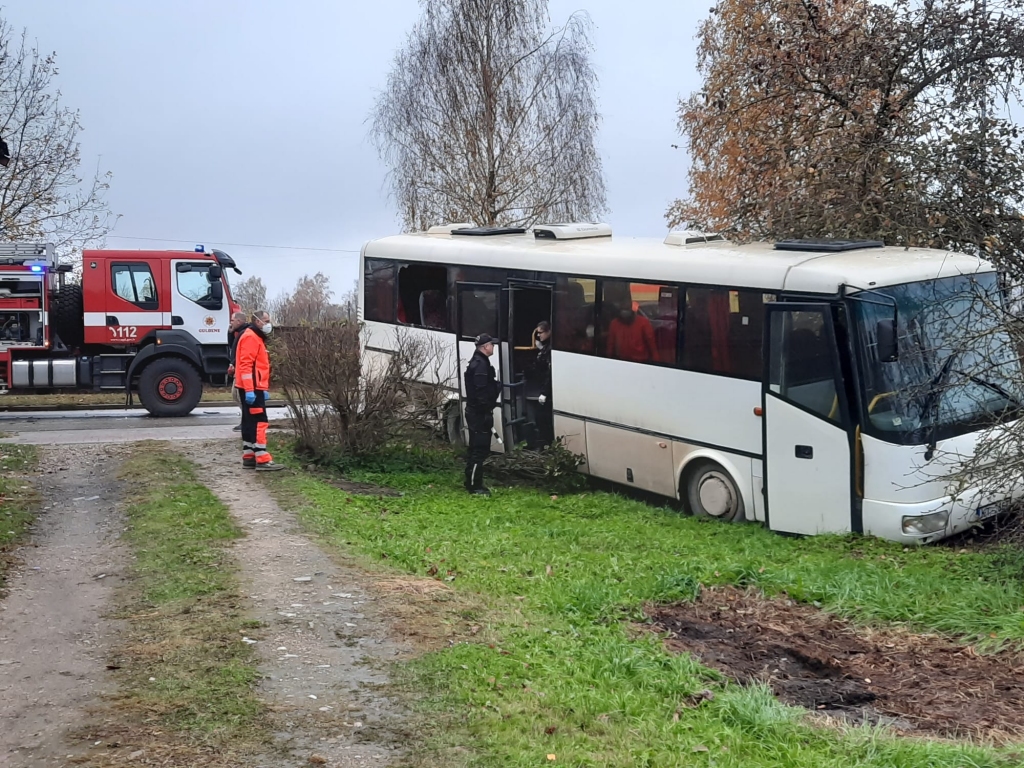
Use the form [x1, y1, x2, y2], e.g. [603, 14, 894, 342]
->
[262, 322, 273, 335]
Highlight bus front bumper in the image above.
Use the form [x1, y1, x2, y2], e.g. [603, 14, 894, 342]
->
[863, 491, 1017, 545]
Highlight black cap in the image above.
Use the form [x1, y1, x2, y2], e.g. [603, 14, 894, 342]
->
[474, 333, 495, 346]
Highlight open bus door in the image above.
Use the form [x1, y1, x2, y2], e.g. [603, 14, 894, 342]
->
[762, 303, 854, 535]
[507, 280, 554, 447]
[455, 282, 504, 452]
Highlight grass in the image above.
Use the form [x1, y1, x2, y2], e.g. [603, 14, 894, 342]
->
[96, 445, 266, 763]
[0, 444, 38, 585]
[264, 443, 1024, 768]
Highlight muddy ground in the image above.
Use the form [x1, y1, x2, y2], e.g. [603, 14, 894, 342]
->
[649, 586, 1024, 740]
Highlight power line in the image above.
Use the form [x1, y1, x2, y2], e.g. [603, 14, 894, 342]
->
[105, 234, 361, 254]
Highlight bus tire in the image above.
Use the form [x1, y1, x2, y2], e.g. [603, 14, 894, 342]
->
[445, 401, 465, 447]
[138, 357, 203, 417]
[683, 460, 745, 522]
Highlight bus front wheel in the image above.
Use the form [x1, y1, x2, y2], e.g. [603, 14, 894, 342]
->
[684, 461, 745, 522]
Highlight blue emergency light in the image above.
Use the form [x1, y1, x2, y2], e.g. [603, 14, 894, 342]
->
[30, 265, 42, 272]
[195, 244, 205, 253]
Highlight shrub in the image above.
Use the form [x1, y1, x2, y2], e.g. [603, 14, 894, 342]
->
[272, 322, 453, 461]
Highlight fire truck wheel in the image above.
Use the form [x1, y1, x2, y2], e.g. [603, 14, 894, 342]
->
[138, 357, 203, 417]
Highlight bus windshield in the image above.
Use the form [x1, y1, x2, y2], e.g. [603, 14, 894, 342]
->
[851, 272, 1024, 444]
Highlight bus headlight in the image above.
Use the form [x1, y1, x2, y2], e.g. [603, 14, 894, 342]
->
[901, 510, 950, 536]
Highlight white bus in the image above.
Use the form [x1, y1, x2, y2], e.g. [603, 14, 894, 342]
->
[358, 223, 1023, 544]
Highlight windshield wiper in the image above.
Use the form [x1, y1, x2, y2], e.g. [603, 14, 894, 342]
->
[920, 352, 958, 460]
[959, 372, 1024, 409]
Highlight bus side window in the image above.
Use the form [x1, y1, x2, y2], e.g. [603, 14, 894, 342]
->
[771, 310, 840, 422]
[554, 277, 596, 354]
[397, 264, 448, 329]
[682, 287, 771, 378]
[364, 259, 396, 322]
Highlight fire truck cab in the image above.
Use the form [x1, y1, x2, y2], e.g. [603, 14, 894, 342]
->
[0, 243, 241, 416]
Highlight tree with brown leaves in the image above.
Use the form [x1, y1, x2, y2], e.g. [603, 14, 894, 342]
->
[371, 0, 606, 231]
[671, 0, 1024, 267]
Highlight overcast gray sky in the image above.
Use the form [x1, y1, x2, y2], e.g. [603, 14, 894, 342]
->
[2, 1, 702, 299]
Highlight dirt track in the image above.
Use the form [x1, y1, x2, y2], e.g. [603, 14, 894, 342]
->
[0, 445, 128, 765]
[185, 442, 409, 767]
[0, 433, 412, 767]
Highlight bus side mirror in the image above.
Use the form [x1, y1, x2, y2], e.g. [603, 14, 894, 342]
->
[876, 319, 898, 362]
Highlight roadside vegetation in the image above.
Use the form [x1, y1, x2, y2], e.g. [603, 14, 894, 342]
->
[265, 441, 1024, 767]
[0, 444, 38, 586]
[84, 446, 267, 767]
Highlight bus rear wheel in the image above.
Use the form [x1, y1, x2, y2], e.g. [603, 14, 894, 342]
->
[138, 357, 203, 417]
[684, 461, 745, 522]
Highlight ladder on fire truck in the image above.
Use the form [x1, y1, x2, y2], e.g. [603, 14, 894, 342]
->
[0, 242, 56, 266]
[0, 243, 58, 393]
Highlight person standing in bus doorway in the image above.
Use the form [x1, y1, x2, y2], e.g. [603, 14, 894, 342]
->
[236, 311, 285, 471]
[227, 311, 247, 433]
[531, 321, 555, 447]
[464, 333, 501, 495]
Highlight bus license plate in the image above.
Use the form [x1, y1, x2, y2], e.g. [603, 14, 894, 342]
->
[975, 501, 1009, 520]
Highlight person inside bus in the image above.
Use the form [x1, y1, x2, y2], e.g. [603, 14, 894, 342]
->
[606, 302, 658, 363]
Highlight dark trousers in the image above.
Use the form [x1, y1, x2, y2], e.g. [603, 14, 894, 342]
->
[464, 407, 493, 490]
[526, 397, 554, 448]
[238, 388, 269, 463]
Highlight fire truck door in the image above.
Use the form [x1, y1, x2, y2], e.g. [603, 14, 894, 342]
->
[87, 261, 166, 345]
[170, 260, 229, 343]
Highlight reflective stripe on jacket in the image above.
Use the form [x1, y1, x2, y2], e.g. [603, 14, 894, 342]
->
[234, 327, 270, 391]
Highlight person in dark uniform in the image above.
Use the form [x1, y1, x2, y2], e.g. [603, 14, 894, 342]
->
[531, 321, 554, 447]
[464, 333, 501, 495]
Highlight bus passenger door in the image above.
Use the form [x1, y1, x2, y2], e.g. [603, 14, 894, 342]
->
[763, 304, 853, 535]
[507, 281, 554, 447]
[455, 282, 504, 451]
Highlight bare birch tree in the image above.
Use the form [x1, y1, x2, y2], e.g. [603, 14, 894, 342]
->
[371, 0, 606, 231]
[0, 18, 113, 257]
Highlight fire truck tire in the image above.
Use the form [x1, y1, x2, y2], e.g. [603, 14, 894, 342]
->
[138, 357, 203, 417]
[51, 284, 85, 349]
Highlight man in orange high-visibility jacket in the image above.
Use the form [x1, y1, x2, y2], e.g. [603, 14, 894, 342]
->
[235, 311, 285, 471]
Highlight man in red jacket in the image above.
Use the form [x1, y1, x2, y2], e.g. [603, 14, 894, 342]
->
[235, 310, 284, 471]
[606, 305, 658, 363]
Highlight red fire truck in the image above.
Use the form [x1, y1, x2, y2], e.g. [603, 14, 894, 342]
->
[0, 243, 242, 416]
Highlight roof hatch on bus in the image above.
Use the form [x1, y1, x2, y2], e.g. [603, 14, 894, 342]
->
[533, 222, 612, 240]
[663, 230, 729, 248]
[426, 223, 475, 235]
[774, 238, 884, 252]
[450, 226, 528, 237]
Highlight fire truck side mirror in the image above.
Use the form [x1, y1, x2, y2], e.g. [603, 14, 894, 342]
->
[210, 279, 223, 304]
[208, 265, 223, 280]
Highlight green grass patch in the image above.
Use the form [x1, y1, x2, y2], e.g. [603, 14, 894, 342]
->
[0, 444, 38, 584]
[264, 441, 1024, 767]
[113, 447, 265, 747]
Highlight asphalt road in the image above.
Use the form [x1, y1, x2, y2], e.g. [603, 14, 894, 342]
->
[0, 406, 292, 445]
